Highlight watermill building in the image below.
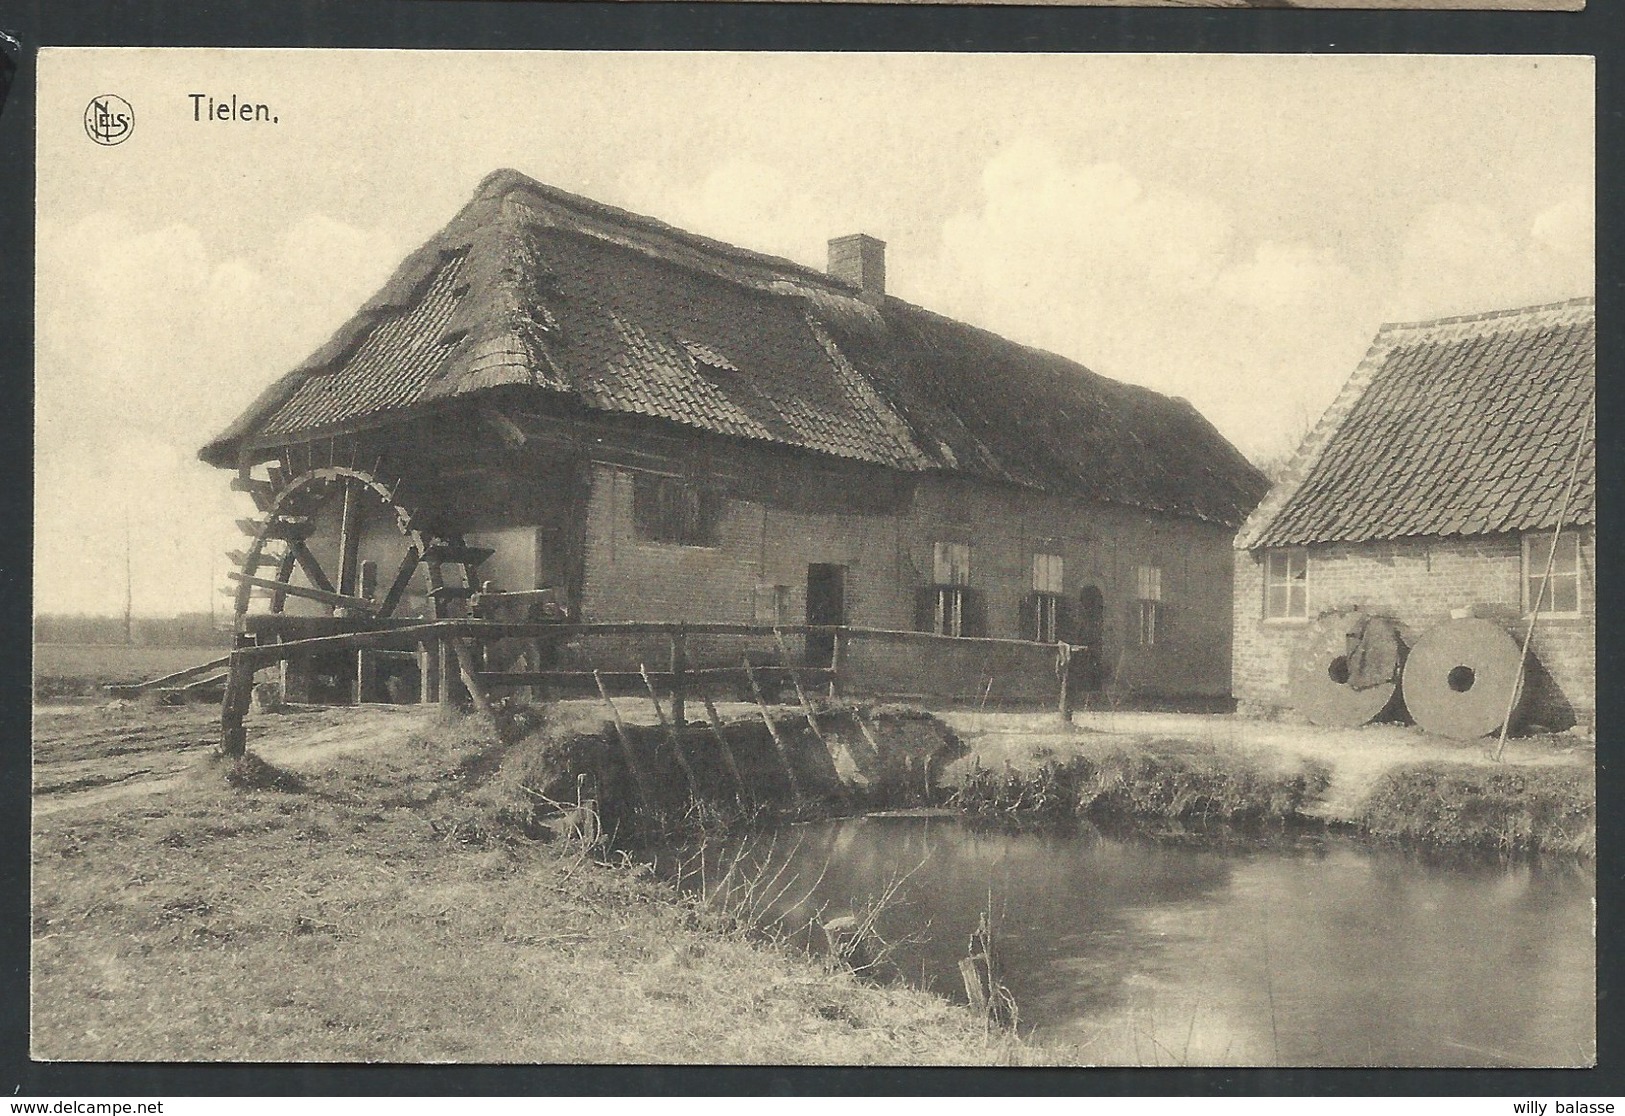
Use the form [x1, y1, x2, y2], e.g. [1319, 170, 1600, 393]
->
[201, 169, 1266, 706]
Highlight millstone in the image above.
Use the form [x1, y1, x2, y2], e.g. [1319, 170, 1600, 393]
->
[1288, 611, 1401, 727]
[1401, 617, 1524, 740]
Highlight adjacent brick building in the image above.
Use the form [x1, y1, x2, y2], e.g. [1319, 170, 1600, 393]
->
[1232, 298, 1595, 728]
[203, 170, 1266, 702]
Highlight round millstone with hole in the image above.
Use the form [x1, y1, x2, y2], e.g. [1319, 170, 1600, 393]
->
[1288, 611, 1401, 727]
[1400, 617, 1524, 740]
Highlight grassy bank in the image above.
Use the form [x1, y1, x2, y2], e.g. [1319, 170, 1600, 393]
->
[1359, 762, 1596, 857]
[941, 716, 1594, 857]
[32, 703, 1026, 1064]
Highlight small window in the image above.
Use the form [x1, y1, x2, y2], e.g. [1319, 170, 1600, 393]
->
[933, 542, 971, 586]
[1263, 548, 1307, 619]
[1137, 600, 1159, 647]
[1033, 553, 1064, 594]
[928, 585, 968, 637]
[1524, 531, 1584, 617]
[632, 473, 720, 547]
[1024, 554, 1065, 642]
[755, 583, 791, 626]
[1135, 564, 1163, 647]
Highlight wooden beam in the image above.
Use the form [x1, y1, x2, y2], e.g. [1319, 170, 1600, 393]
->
[595, 669, 653, 807]
[337, 479, 361, 597]
[377, 546, 420, 618]
[226, 549, 280, 570]
[423, 543, 496, 567]
[237, 517, 315, 541]
[230, 475, 277, 510]
[269, 548, 297, 613]
[106, 653, 232, 694]
[227, 571, 378, 613]
[290, 542, 335, 594]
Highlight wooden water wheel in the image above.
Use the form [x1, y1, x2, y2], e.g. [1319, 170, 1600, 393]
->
[227, 459, 492, 625]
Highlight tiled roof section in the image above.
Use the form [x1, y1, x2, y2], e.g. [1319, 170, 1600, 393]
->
[202, 169, 1267, 526]
[261, 253, 467, 436]
[1239, 298, 1594, 549]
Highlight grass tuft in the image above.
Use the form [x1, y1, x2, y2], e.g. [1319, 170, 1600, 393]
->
[1359, 762, 1595, 858]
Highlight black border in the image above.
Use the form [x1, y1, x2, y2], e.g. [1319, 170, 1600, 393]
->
[0, 0, 1616, 1097]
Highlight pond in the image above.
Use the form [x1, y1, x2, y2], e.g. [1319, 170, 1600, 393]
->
[665, 816, 1595, 1067]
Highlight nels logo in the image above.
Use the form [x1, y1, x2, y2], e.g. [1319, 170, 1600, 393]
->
[84, 94, 133, 146]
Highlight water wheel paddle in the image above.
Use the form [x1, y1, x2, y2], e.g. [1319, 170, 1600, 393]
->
[1289, 612, 1401, 727]
[228, 462, 489, 624]
[1401, 618, 1523, 740]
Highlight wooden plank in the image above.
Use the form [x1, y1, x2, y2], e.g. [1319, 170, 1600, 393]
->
[106, 653, 232, 693]
[475, 666, 832, 687]
[595, 669, 653, 807]
[423, 543, 496, 566]
[773, 630, 829, 750]
[237, 517, 315, 541]
[700, 693, 751, 803]
[744, 657, 801, 800]
[337, 480, 361, 597]
[269, 548, 297, 613]
[226, 549, 279, 569]
[230, 475, 276, 510]
[377, 546, 420, 618]
[174, 671, 229, 693]
[427, 586, 477, 602]
[228, 571, 377, 614]
[290, 542, 335, 594]
[641, 663, 701, 802]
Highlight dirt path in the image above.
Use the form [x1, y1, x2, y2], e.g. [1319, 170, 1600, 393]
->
[31, 703, 434, 818]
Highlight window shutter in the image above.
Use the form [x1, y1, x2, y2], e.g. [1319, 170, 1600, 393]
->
[1018, 592, 1038, 642]
[962, 587, 987, 638]
[914, 585, 937, 634]
[1055, 595, 1078, 646]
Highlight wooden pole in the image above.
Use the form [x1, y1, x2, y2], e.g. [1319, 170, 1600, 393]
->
[1058, 642, 1075, 726]
[219, 633, 255, 757]
[744, 656, 801, 800]
[418, 639, 439, 704]
[829, 627, 845, 699]
[596, 669, 653, 806]
[337, 479, 361, 597]
[449, 638, 492, 714]
[773, 629, 830, 750]
[700, 693, 751, 803]
[641, 663, 701, 802]
[668, 625, 688, 728]
[1492, 394, 1594, 762]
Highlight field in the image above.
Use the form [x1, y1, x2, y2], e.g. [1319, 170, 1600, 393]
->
[34, 643, 228, 698]
[30, 700, 1029, 1064]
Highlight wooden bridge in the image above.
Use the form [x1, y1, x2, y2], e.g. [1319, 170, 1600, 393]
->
[211, 617, 1085, 757]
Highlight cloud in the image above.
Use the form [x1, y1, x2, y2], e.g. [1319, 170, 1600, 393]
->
[1215, 241, 1356, 312]
[1390, 196, 1592, 319]
[35, 212, 401, 615]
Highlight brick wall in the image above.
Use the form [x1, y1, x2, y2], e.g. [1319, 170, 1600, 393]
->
[1233, 529, 1594, 724]
[579, 447, 1238, 700]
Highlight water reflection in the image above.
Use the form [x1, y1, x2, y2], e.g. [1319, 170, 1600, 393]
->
[670, 817, 1595, 1067]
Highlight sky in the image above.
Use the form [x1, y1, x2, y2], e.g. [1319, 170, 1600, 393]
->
[35, 50, 1593, 618]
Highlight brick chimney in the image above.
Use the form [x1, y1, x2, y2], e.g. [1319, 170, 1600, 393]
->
[827, 234, 886, 303]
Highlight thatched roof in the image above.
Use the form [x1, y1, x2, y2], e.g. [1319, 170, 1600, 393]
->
[1237, 297, 1595, 550]
[203, 169, 1267, 527]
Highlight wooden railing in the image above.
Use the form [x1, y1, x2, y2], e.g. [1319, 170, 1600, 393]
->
[218, 619, 1081, 755]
